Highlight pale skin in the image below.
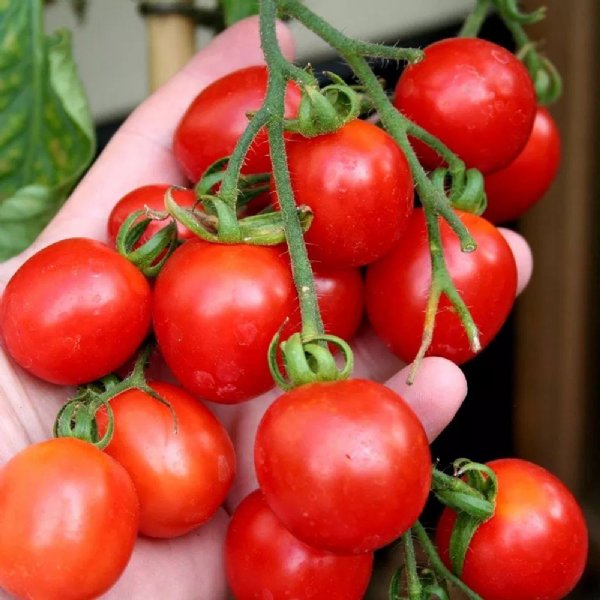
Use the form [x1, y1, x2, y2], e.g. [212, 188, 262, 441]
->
[0, 18, 533, 599]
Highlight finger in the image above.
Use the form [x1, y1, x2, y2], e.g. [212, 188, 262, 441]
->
[499, 227, 533, 295]
[385, 356, 468, 441]
[32, 17, 295, 249]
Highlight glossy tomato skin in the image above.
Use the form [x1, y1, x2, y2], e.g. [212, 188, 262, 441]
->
[484, 107, 561, 223]
[283, 264, 364, 343]
[153, 242, 295, 404]
[226, 490, 373, 600]
[366, 209, 517, 365]
[0, 438, 139, 600]
[107, 184, 198, 246]
[97, 382, 236, 538]
[0, 238, 152, 385]
[394, 38, 536, 174]
[255, 379, 431, 554]
[436, 459, 588, 600]
[280, 119, 414, 267]
[174, 66, 302, 182]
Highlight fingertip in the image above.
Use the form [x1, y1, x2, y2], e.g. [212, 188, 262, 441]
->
[386, 357, 467, 441]
[499, 227, 533, 296]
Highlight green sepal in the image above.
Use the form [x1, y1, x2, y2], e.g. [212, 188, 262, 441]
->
[448, 512, 481, 576]
[495, 0, 546, 25]
[284, 75, 361, 137]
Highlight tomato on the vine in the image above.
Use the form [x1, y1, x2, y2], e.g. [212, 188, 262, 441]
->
[173, 66, 302, 182]
[366, 209, 517, 365]
[0, 438, 139, 600]
[97, 381, 236, 538]
[153, 242, 295, 404]
[484, 107, 561, 223]
[226, 490, 373, 600]
[276, 119, 414, 267]
[255, 379, 431, 554]
[394, 37, 536, 174]
[436, 459, 588, 600]
[107, 184, 198, 246]
[0, 238, 152, 385]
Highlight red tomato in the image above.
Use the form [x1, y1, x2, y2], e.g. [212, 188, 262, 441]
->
[436, 459, 588, 600]
[394, 38, 536, 174]
[282, 263, 364, 343]
[365, 209, 517, 364]
[0, 438, 139, 600]
[0, 238, 152, 385]
[276, 119, 414, 267]
[226, 490, 373, 600]
[484, 107, 561, 223]
[255, 379, 431, 554]
[97, 382, 236, 538]
[153, 242, 295, 404]
[173, 66, 302, 182]
[107, 184, 198, 246]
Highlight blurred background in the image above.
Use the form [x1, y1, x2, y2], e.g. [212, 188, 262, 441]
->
[43, 1, 600, 597]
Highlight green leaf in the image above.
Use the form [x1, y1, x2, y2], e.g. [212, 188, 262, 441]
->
[219, 0, 259, 27]
[0, 185, 61, 258]
[0, 0, 96, 259]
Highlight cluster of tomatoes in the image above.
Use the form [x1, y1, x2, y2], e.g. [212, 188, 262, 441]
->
[0, 32, 586, 600]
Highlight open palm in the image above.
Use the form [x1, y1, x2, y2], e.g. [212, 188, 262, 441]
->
[0, 18, 532, 600]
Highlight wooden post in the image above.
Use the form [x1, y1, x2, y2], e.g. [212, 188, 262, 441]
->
[145, 0, 197, 91]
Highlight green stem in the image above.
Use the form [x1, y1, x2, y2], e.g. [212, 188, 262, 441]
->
[412, 521, 483, 600]
[403, 533, 423, 600]
[282, 0, 481, 365]
[219, 108, 271, 208]
[260, 0, 324, 339]
[458, 0, 491, 37]
[352, 40, 423, 62]
[404, 121, 465, 177]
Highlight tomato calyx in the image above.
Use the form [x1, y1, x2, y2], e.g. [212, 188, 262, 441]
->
[53, 342, 176, 449]
[501, 0, 545, 23]
[116, 208, 180, 277]
[166, 186, 314, 245]
[431, 459, 498, 576]
[431, 168, 487, 216]
[268, 330, 353, 390]
[284, 72, 361, 137]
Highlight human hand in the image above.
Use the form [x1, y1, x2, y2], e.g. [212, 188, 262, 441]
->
[0, 17, 533, 599]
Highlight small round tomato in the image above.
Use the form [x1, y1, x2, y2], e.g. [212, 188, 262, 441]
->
[97, 381, 236, 538]
[174, 66, 302, 182]
[107, 184, 198, 246]
[255, 379, 431, 554]
[282, 263, 364, 343]
[277, 119, 414, 267]
[153, 242, 295, 404]
[484, 107, 561, 223]
[394, 38, 536, 174]
[226, 490, 373, 600]
[0, 438, 139, 600]
[436, 459, 588, 600]
[366, 209, 517, 365]
[0, 238, 152, 385]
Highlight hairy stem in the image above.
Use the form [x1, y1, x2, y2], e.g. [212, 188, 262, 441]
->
[413, 521, 483, 600]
